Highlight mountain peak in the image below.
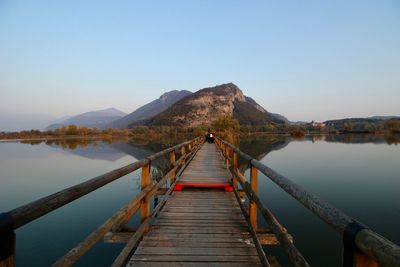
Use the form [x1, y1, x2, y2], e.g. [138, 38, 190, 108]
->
[144, 83, 287, 127]
[197, 83, 245, 102]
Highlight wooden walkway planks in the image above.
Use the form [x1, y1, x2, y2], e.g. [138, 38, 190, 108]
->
[127, 143, 262, 266]
[179, 143, 231, 184]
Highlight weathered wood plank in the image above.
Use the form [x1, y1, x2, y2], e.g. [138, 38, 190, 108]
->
[148, 229, 249, 234]
[135, 247, 259, 256]
[154, 223, 246, 227]
[162, 207, 241, 211]
[155, 218, 246, 223]
[138, 240, 255, 248]
[130, 255, 262, 262]
[144, 233, 254, 240]
[107, 232, 286, 246]
[142, 236, 255, 243]
[128, 262, 262, 267]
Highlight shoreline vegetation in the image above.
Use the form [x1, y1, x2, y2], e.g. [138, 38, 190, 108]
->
[1, 116, 399, 142]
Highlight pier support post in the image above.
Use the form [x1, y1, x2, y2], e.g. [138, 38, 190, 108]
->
[232, 151, 238, 190]
[250, 165, 258, 231]
[180, 146, 185, 158]
[169, 150, 176, 183]
[225, 146, 230, 167]
[140, 163, 151, 232]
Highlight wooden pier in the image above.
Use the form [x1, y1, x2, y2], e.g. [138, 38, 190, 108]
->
[128, 143, 262, 266]
[1, 137, 400, 267]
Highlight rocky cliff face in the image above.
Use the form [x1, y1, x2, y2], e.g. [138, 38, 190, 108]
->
[142, 83, 287, 127]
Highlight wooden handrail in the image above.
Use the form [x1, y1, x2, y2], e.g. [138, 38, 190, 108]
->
[53, 140, 203, 267]
[0, 137, 202, 267]
[6, 137, 200, 229]
[231, 185, 271, 267]
[215, 137, 400, 267]
[111, 141, 202, 266]
[221, 146, 310, 267]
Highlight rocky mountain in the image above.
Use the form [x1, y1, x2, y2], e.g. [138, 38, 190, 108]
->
[46, 108, 126, 130]
[140, 83, 287, 127]
[110, 90, 192, 128]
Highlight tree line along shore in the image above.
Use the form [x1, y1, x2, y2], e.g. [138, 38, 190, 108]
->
[1, 116, 399, 141]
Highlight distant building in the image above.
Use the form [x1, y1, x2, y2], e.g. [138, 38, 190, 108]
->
[312, 122, 326, 128]
[306, 121, 326, 128]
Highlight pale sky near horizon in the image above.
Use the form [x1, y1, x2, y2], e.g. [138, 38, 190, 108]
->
[1, 1, 399, 128]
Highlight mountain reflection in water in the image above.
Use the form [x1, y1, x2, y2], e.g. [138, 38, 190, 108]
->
[17, 134, 399, 160]
[18, 134, 399, 173]
[6, 133, 399, 267]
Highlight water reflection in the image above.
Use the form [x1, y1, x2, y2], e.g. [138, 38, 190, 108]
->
[236, 134, 399, 172]
[16, 134, 399, 175]
[239, 134, 399, 156]
[324, 133, 400, 144]
[18, 137, 188, 159]
[15, 134, 399, 161]
[2, 134, 399, 266]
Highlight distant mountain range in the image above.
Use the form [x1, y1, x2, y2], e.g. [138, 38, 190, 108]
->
[109, 90, 192, 128]
[12, 83, 397, 132]
[46, 108, 126, 130]
[43, 83, 288, 129]
[141, 83, 288, 127]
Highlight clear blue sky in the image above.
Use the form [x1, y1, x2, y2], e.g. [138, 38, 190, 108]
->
[1, 0, 399, 124]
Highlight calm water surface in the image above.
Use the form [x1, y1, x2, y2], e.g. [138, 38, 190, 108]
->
[0, 135, 399, 266]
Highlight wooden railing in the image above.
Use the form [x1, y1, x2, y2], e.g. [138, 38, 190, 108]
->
[215, 137, 400, 267]
[0, 137, 203, 267]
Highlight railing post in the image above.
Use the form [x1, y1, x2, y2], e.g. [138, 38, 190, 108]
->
[169, 150, 176, 183]
[343, 222, 379, 267]
[250, 165, 258, 231]
[232, 151, 238, 190]
[225, 146, 230, 167]
[0, 213, 16, 267]
[140, 162, 151, 232]
[180, 145, 185, 158]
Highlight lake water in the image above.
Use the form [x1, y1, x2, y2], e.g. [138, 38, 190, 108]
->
[0, 135, 399, 266]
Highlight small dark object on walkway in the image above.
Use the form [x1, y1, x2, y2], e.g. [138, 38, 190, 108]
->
[205, 129, 215, 143]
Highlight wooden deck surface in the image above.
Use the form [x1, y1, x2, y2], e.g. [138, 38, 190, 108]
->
[127, 143, 262, 266]
[179, 143, 231, 184]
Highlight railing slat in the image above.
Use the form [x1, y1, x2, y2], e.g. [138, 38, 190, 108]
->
[228, 163, 310, 267]
[140, 162, 151, 233]
[216, 137, 400, 267]
[169, 150, 176, 183]
[52, 138, 202, 266]
[111, 139, 203, 267]
[6, 137, 200, 230]
[249, 165, 258, 231]
[9, 158, 148, 229]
